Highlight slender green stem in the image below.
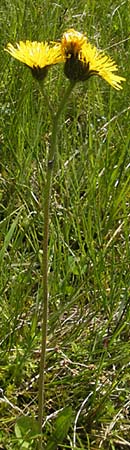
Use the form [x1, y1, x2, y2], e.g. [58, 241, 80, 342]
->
[56, 81, 76, 122]
[39, 84, 54, 119]
[37, 81, 76, 447]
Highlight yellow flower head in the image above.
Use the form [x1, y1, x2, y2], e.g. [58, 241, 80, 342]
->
[5, 30, 125, 89]
[5, 40, 62, 80]
[60, 28, 125, 89]
[61, 28, 87, 59]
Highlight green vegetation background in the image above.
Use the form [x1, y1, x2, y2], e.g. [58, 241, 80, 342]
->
[0, 0, 130, 448]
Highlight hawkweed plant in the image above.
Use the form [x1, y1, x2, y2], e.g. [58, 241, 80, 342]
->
[5, 28, 125, 449]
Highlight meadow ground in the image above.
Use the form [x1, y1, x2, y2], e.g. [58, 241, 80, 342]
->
[0, 0, 130, 448]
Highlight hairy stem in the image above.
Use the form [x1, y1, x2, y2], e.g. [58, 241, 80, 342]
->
[38, 81, 75, 447]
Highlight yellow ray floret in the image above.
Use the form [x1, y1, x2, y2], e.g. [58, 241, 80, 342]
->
[60, 29, 125, 89]
[5, 40, 62, 69]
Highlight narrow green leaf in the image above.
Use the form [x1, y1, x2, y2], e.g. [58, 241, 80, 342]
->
[46, 406, 72, 450]
[15, 415, 39, 446]
[0, 214, 20, 263]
